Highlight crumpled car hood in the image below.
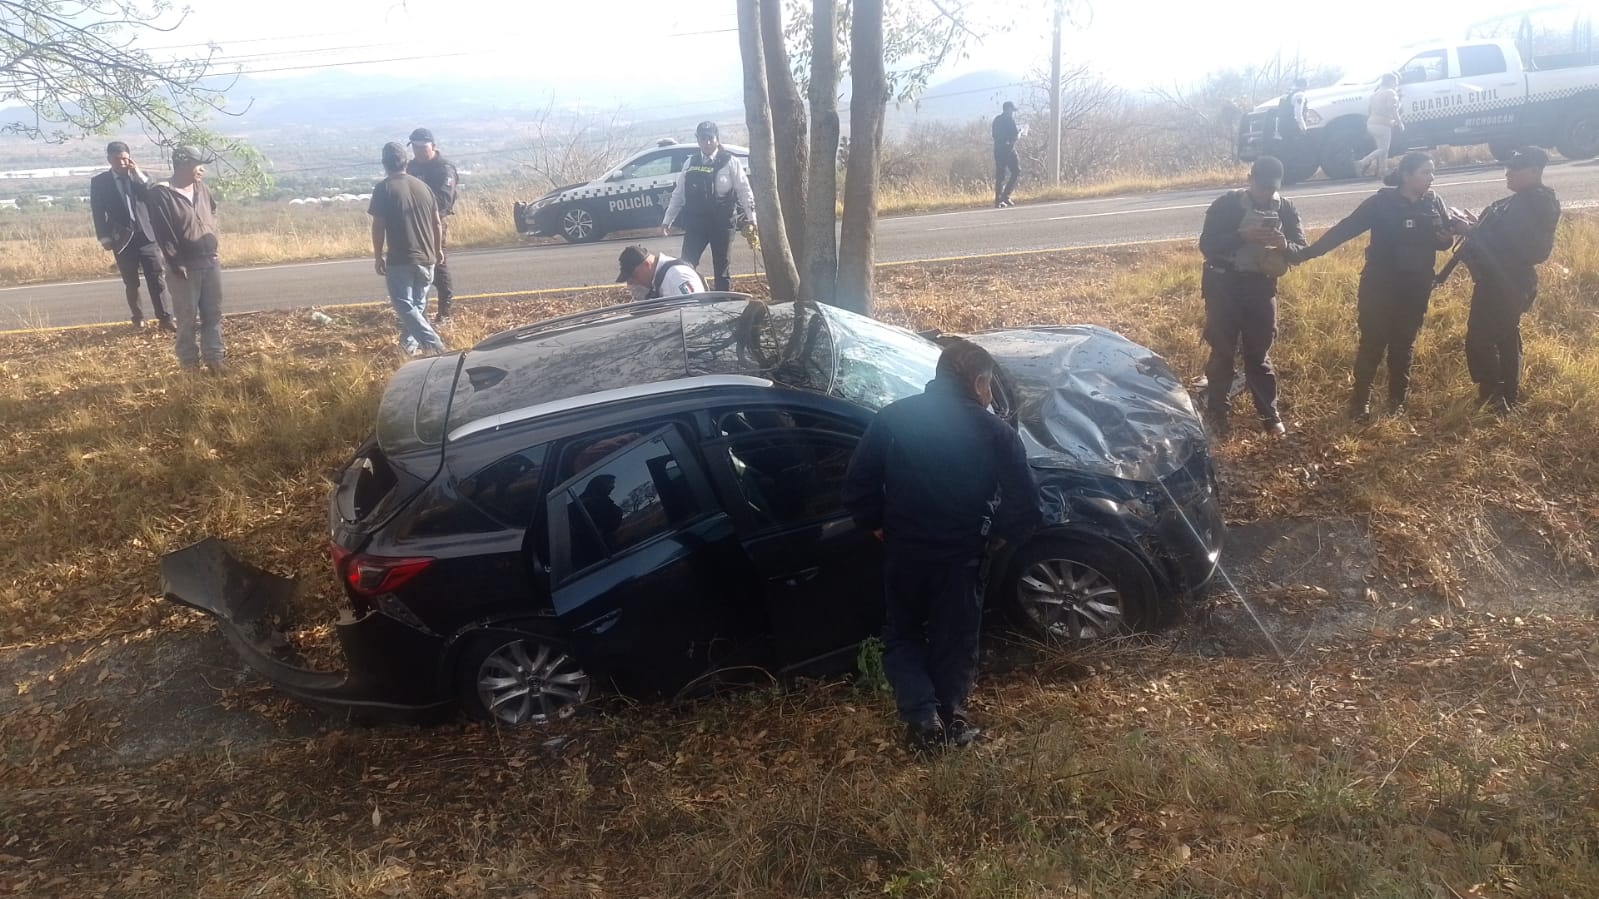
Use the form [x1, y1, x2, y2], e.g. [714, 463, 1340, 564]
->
[966, 326, 1204, 483]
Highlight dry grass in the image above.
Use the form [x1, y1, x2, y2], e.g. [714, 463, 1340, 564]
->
[3, 221, 1599, 897]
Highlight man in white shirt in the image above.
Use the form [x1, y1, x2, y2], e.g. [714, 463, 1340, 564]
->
[660, 121, 755, 291]
[616, 244, 707, 301]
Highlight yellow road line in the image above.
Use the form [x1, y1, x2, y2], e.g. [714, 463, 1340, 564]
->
[0, 238, 1195, 336]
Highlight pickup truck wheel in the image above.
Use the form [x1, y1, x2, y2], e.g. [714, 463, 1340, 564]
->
[1319, 124, 1372, 180]
[1282, 151, 1320, 185]
[558, 205, 607, 244]
[1557, 109, 1599, 160]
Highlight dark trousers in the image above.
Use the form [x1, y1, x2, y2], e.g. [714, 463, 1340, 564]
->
[432, 218, 454, 316]
[681, 222, 732, 291]
[1465, 278, 1529, 404]
[881, 550, 984, 726]
[994, 148, 1020, 204]
[115, 239, 167, 322]
[1202, 276, 1279, 422]
[1352, 269, 1432, 407]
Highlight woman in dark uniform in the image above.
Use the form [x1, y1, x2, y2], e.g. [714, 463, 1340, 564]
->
[1295, 152, 1455, 420]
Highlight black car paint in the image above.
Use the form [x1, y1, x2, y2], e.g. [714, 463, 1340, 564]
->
[164, 298, 1224, 719]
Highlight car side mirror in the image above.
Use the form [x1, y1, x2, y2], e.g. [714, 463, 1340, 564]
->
[605, 172, 626, 182]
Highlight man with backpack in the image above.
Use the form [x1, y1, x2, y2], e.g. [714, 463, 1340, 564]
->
[616, 244, 707, 301]
[661, 121, 755, 292]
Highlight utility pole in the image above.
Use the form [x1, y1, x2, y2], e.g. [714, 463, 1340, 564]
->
[1049, 0, 1063, 184]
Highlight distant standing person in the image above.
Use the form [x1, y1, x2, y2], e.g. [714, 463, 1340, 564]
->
[1450, 146, 1561, 413]
[1294, 152, 1455, 420]
[405, 127, 459, 325]
[991, 101, 1021, 208]
[1275, 78, 1309, 146]
[1357, 73, 1402, 178]
[1197, 156, 1307, 437]
[146, 146, 226, 374]
[89, 142, 172, 331]
[371, 142, 448, 358]
[661, 121, 756, 292]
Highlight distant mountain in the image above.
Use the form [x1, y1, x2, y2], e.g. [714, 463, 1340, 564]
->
[888, 69, 1030, 131]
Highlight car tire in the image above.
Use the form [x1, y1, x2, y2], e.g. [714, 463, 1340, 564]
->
[1319, 122, 1372, 180]
[1556, 105, 1599, 161]
[558, 205, 607, 244]
[454, 628, 593, 726]
[1002, 537, 1167, 644]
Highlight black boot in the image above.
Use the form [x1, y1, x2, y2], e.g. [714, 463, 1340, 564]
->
[1348, 381, 1373, 423]
[1475, 383, 1498, 409]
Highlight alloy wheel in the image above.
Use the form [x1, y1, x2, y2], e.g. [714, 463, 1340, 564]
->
[561, 208, 594, 241]
[1016, 557, 1127, 641]
[475, 638, 592, 726]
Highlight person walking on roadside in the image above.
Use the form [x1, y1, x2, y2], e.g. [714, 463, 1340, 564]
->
[146, 146, 226, 374]
[371, 142, 448, 358]
[1197, 156, 1307, 438]
[661, 121, 756, 292]
[405, 127, 459, 326]
[842, 339, 1042, 753]
[1294, 152, 1455, 421]
[615, 244, 706, 301]
[991, 101, 1021, 208]
[89, 142, 172, 332]
[1357, 73, 1402, 178]
[1449, 146, 1561, 413]
[1275, 78, 1309, 147]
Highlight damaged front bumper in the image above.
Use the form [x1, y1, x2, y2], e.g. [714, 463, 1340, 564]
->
[160, 538, 452, 718]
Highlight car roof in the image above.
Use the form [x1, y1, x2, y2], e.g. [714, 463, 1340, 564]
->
[436, 295, 834, 445]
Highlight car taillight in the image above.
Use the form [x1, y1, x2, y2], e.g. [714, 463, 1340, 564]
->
[338, 553, 435, 598]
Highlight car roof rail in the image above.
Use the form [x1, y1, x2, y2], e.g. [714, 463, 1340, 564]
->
[471, 291, 757, 351]
[447, 374, 776, 442]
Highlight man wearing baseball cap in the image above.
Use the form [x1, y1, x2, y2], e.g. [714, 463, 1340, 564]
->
[146, 145, 227, 374]
[1196, 156, 1308, 437]
[1449, 146, 1561, 413]
[405, 128, 460, 325]
[660, 121, 755, 292]
[616, 244, 705, 301]
[991, 101, 1021, 208]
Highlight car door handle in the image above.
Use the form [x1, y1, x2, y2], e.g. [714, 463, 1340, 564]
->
[776, 567, 821, 587]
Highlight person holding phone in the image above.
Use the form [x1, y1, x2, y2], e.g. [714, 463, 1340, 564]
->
[1295, 152, 1455, 420]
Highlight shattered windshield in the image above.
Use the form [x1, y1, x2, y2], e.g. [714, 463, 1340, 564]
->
[818, 307, 939, 411]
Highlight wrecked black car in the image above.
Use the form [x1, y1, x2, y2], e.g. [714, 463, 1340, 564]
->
[162, 295, 1224, 726]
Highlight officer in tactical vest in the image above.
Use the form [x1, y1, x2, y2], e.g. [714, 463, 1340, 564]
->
[1445, 146, 1562, 413]
[616, 244, 707, 301]
[405, 128, 460, 325]
[1197, 156, 1308, 438]
[661, 121, 756, 292]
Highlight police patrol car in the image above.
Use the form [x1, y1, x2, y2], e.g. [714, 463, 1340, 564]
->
[1237, 6, 1598, 183]
[515, 139, 750, 244]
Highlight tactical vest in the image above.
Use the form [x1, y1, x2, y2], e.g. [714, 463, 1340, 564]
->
[649, 258, 698, 299]
[682, 150, 735, 224]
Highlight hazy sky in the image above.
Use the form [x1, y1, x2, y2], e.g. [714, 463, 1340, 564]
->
[161, 0, 1537, 104]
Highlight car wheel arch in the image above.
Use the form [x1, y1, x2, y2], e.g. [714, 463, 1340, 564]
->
[996, 530, 1172, 643]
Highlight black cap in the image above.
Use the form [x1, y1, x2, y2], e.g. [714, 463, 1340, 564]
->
[381, 141, 407, 170]
[171, 145, 214, 167]
[616, 245, 649, 282]
[695, 121, 718, 140]
[408, 127, 435, 144]
[1250, 156, 1284, 190]
[1505, 146, 1549, 171]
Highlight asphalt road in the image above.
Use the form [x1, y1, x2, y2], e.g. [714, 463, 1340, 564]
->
[5, 160, 1596, 331]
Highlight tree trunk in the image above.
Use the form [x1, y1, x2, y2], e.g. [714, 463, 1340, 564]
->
[735, 0, 802, 300]
[805, 0, 841, 307]
[836, 0, 886, 315]
[759, 0, 808, 285]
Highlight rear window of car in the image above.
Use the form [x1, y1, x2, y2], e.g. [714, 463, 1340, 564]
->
[460, 445, 549, 526]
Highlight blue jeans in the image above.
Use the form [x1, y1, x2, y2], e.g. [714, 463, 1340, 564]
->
[385, 263, 446, 354]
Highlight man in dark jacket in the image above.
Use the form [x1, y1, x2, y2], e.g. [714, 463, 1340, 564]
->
[405, 128, 459, 325]
[89, 141, 172, 331]
[991, 101, 1021, 208]
[1451, 146, 1562, 412]
[1197, 156, 1307, 437]
[145, 146, 225, 373]
[843, 340, 1042, 751]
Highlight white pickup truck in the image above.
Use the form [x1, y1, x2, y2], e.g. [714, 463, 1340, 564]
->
[1238, 13, 1598, 182]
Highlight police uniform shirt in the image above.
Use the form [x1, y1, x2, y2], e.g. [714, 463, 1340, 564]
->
[1466, 186, 1560, 297]
[625, 254, 707, 302]
[662, 151, 756, 230]
[1301, 188, 1454, 273]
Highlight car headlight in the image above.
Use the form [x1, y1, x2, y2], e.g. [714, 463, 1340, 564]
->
[1305, 109, 1323, 126]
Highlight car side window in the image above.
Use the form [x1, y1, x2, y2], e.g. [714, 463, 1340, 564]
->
[557, 431, 702, 574]
[715, 407, 864, 439]
[721, 433, 856, 532]
[670, 148, 694, 172]
[620, 152, 674, 180]
[1400, 50, 1450, 83]
[459, 445, 548, 526]
[1457, 44, 1507, 77]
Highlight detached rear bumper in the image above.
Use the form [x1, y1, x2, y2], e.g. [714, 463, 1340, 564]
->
[160, 538, 451, 719]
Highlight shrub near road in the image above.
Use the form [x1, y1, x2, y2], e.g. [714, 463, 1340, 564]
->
[3, 222, 1598, 897]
